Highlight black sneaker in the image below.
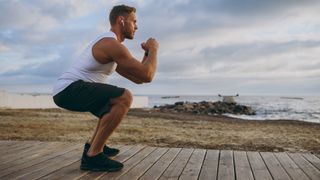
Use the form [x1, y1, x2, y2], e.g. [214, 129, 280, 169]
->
[80, 152, 123, 171]
[83, 143, 120, 157]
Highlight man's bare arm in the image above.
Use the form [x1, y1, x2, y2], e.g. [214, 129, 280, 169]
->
[92, 37, 158, 83]
[116, 48, 154, 84]
[141, 43, 148, 64]
[115, 66, 144, 84]
[109, 38, 158, 83]
[141, 53, 148, 64]
[141, 47, 157, 81]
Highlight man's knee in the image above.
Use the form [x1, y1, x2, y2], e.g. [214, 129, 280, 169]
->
[122, 89, 133, 107]
[112, 89, 133, 108]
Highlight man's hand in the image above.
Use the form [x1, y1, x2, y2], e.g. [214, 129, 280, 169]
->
[141, 42, 148, 51]
[141, 38, 159, 51]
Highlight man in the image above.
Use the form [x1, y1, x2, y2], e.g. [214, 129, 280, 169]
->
[52, 4, 159, 172]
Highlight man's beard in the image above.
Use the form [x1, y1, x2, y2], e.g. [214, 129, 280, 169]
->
[123, 28, 134, 39]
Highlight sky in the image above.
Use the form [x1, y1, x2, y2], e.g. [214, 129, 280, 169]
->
[0, 0, 320, 96]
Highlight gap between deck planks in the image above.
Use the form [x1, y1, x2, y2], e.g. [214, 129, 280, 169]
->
[0, 140, 319, 180]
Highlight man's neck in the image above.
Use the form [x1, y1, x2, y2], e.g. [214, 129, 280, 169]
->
[110, 28, 124, 43]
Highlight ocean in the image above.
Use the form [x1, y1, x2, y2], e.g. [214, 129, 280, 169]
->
[147, 95, 320, 123]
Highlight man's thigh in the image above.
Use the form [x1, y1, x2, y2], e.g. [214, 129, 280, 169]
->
[53, 80, 125, 118]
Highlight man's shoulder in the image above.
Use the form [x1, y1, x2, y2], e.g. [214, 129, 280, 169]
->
[92, 38, 121, 54]
[92, 36, 128, 62]
[96, 37, 121, 48]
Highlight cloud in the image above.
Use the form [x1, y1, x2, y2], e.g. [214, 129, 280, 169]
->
[138, 0, 320, 35]
[156, 40, 320, 80]
[0, 0, 320, 95]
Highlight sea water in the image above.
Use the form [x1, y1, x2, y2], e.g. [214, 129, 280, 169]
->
[147, 95, 320, 123]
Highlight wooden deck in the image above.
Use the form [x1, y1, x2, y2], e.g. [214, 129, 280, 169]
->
[0, 141, 319, 180]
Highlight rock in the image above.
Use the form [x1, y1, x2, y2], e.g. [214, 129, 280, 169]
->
[154, 101, 256, 116]
[174, 101, 184, 106]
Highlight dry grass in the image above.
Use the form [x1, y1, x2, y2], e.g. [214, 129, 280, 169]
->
[0, 108, 319, 153]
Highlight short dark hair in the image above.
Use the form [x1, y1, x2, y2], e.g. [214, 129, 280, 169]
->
[109, 5, 136, 25]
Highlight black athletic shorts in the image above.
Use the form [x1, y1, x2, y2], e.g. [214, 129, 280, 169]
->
[53, 80, 125, 118]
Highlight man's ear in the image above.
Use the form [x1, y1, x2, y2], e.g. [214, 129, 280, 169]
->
[117, 16, 125, 26]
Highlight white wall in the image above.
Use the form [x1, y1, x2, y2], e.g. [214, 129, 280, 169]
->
[131, 96, 149, 108]
[0, 91, 148, 109]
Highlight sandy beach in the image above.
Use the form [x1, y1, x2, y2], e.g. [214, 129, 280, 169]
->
[0, 108, 319, 153]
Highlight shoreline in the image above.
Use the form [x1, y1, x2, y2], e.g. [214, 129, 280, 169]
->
[149, 95, 320, 124]
[129, 108, 319, 125]
[0, 108, 319, 153]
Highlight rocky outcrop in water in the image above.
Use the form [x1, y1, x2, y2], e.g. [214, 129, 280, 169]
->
[154, 101, 256, 115]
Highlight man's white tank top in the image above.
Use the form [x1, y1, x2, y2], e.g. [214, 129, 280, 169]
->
[52, 31, 117, 96]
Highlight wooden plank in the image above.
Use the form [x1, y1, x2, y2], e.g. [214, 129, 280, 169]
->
[77, 144, 145, 180]
[217, 150, 235, 180]
[0, 141, 49, 165]
[302, 153, 320, 170]
[43, 145, 134, 180]
[139, 148, 181, 180]
[0, 142, 69, 174]
[2, 140, 39, 149]
[15, 147, 83, 180]
[117, 147, 168, 180]
[260, 152, 291, 180]
[0, 140, 13, 145]
[26, 143, 115, 179]
[3, 141, 318, 180]
[234, 151, 254, 180]
[1, 145, 82, 179]
[0, 142, 41, 160]
[198, 150, 219, 180]
[0, 140, 17, 147]
[159, 148, 194, 180]
[0, 142, 18, 153]
[43, 160, 82, 180]
[247, 151, 273, 180]
[0, 141, 27, 151]
[288, 152, 320, 180]
[0, 141, 40, 157]
[274, 152, 310, 180]
[0, 143, 81, 178]
[0, 143, 57, 171]
[179, 149, 206, 180]
[98, 146, 156, 180]
[0, 142, 67, 171]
